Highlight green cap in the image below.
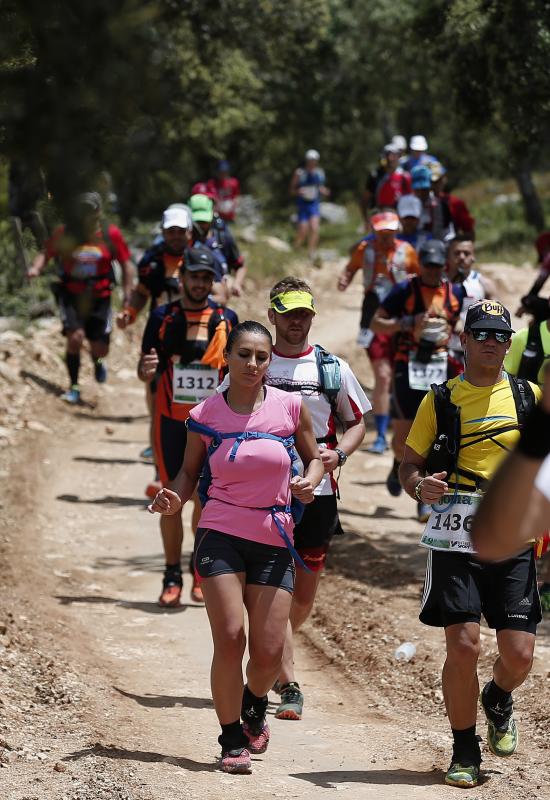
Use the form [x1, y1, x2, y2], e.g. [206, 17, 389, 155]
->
[189, 193, 214, 224]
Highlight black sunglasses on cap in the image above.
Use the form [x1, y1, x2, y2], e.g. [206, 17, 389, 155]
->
[469, 329, 512, 343]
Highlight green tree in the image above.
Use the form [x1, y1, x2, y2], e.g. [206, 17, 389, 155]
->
[414, 0, 550, 229]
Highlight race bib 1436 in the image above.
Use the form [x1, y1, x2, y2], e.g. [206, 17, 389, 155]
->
[420, 492, 481, 553]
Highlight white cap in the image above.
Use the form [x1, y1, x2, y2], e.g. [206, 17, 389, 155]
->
[162, 204, 192, 230]
[384, 142, 400, 154]
[410, 135, 428, 152]
[392, 135, 407, 151]
[305, 149, 320, 161]
[397, 194, 422, 219]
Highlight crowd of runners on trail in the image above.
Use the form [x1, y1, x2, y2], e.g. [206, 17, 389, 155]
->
[25, 136, 550, 785]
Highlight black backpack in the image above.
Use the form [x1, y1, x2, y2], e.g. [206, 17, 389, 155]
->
[517, 321, 546, 384]
[425, 375, 535, 491]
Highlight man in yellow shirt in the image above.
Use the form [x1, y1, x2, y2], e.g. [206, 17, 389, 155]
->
[399, 300, 541, 789]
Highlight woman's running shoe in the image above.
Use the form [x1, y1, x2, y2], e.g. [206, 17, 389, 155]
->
[444, 761, 480, 788]
[61, 385, 81, 405]
[242, 720, 270, 754]
[275, 682, 304, 720]
[220, 747, 252, 774]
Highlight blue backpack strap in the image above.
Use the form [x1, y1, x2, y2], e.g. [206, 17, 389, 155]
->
[187, 418, 311, 571]
[271, 506, 309, 571]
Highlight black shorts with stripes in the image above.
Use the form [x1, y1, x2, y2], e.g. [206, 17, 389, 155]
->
[419, 547, 541, 632]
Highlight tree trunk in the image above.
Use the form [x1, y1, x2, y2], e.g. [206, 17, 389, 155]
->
[514, 163, 545, 231]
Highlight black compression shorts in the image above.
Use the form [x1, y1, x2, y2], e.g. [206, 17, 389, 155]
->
[390, 360, 425, 421]
[155, 414, 188, 485]
[293, 494, 343, 572]
[419, 547, 541, 632]
[193, 528, 295, 593]
[59, 292, 112, 343]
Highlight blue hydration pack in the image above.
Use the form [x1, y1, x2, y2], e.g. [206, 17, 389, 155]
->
[186, 417, 311, 571]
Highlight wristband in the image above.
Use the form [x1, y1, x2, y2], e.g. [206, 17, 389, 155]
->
[414, 478, 425, 502]
[125, 306, 138, 324]
[517, 404, 550, 460]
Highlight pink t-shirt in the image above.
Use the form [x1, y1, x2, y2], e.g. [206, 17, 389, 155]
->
[189, 386, 302, 547]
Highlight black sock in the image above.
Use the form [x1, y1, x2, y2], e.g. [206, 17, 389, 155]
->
[218, 720, 247, 751]
[452, 726, 480, 765]
[66, 352, 80, 386]
[482, 679, 513, 724]
[241, 685, 268, 727]
[163, 563, 182, 586]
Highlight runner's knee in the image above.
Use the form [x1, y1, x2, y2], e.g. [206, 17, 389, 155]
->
[214, 626, 247, 662]
[66, 329, 84, 350]
[248, 637, 285, 671]
[499, 639, 534, 676]
[446, 629, 481, 667]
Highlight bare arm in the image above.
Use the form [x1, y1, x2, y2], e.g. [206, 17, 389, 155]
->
[370, 307, 426, 337]
[210, 280, 230, 306]
[399, 445, 449, 504]
[28, 251, 47, 278]
[120, 258, 136, 304]
[337, 260, 357, 291]
[231, 264, 247, 297]
[319, 417, 366, 473]
[117, 288, 148, 328]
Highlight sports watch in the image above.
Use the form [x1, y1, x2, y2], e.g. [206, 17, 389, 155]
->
[335, 448, 347, 467]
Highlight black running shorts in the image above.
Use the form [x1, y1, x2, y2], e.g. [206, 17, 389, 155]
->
[419, 547, 541, 632]
[156, 414, 188, 484]
[390, 360, 425, 421]
[194, 528, 295, 593]
[59, 292, 112, 343]
[293, 494, 343, 572]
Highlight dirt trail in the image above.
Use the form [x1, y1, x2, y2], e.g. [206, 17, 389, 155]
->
[1, 259, 548, 799]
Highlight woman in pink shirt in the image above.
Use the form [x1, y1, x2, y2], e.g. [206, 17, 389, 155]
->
[149, 320, 323, 774]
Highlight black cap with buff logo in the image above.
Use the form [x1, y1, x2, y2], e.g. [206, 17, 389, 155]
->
[464, 300, 513, 333]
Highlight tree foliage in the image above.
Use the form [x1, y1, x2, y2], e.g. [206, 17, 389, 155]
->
[0, 0, 549, 225]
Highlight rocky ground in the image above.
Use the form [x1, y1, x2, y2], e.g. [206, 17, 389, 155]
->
[0, 259, 548, 799]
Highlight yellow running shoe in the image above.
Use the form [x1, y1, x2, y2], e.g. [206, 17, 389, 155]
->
[445, 761, 480, 788]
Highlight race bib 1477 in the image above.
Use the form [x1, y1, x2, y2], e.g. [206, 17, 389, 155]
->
[408, 351, 448, 392]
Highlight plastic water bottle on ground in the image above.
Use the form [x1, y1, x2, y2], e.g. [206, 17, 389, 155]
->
[394, 642, 416, 661]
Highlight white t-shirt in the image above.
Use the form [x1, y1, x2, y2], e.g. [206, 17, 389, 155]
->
[217, 345, 371, 496]
[449, 270, 488, 355]
[267, 347, 371, 495]
[462, 269, 486, 303]
[535, 454, 550, 502]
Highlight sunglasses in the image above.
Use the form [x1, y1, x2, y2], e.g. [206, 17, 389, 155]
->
[469, 329, 512, 343]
